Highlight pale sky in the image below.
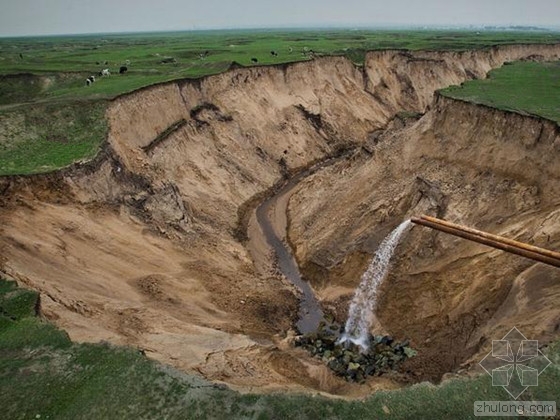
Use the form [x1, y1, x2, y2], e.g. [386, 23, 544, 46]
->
[1, 0, 560, 37]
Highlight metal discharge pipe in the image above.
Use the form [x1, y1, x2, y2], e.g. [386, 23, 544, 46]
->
[411, 215, 560, 269]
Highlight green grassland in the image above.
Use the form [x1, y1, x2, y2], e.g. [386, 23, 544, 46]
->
[441, 60, 560, 123]
[0, 100, 107, 175]
[1, 29, 560, 176]
[1, 29, 560, 101]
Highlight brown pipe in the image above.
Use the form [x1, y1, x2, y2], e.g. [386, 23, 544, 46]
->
[420, 215, 560, 262]
[410, 216, 560, 268]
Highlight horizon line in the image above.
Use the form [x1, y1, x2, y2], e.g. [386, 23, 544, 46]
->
[1, 23, 560, 39]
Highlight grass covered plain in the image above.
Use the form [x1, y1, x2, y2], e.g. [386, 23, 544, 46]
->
[1, 278, 559, 419]
[1, 29, 560, 176]
[0, 100, 107, 175]
[441, 60, 560, 123]
[1, 29, 560, 101]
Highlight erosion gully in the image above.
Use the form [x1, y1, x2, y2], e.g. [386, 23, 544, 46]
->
[251, 152, 351, 334]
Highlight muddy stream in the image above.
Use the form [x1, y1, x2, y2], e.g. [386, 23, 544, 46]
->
[247, 155, 348, 333]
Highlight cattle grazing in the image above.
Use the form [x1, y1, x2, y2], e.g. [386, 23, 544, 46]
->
[251, 57, 258, 63]
[119, 66, 128, 74]
[199, 50, 210, 60]
[85, 75, 96, 86]
[125, 59, 130, 65]
[270, 50, 278, 57]
[101, 68, 110, 76]
[19, 53, 23, 59]
[302, 47, 315, 58]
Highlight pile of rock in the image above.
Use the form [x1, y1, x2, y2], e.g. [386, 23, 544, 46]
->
[294, 323, 417, 383]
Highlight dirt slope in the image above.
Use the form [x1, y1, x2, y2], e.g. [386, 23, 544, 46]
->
[288, 95, 560, 382]
[1, 44, 560, 395]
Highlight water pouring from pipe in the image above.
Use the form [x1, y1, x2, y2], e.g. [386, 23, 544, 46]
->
[338, 220, 412, 352]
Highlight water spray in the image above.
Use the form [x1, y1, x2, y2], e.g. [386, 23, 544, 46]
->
[338, 220, 412, 352]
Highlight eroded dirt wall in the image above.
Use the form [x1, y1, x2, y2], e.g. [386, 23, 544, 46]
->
[287, 93, 560, 382]
[364, 44, 560, 113]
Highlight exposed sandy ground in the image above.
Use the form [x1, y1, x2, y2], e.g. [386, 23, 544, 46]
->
[1, 44, 560, 395]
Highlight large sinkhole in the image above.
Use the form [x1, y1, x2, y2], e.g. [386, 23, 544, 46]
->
[2, 48, 560, 395]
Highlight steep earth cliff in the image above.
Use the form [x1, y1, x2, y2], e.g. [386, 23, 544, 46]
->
[288, 94, 560, 381]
